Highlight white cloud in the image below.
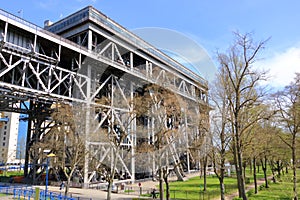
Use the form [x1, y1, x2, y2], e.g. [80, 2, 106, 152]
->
[257, 47, 300, 89]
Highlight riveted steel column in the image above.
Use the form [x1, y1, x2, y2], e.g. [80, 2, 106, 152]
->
[83, 64, 91, 188]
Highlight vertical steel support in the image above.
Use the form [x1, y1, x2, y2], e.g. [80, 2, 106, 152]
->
[146, 60, 149, 78]
[24, 101, 32, 178]
[33, 34, 37, 51]
[149, 62, 152, 78]
[112, 44, 115, 62]
[151, 115, 156, 180]
[130, 82, 135, 182]
[45, 157, 49, 199]
[88, 30, 93, 51]
[110, 76, 115, 173]
[184, 110, 190, 173]
[3, 22, 8, 42]
[130, 52, 133, 71]
[83, 65, 91, 188]
[58, 45, 62, 62]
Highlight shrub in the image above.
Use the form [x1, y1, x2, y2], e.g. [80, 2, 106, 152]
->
[247, 190, 253, 197]
[245, 177, 250, 184]
[259, 184, 265, 190]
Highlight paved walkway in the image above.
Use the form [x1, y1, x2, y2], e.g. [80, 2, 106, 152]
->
[0, 173, 268, 200]
[0, 173, 199, 200]
[128, 171, 200, 189]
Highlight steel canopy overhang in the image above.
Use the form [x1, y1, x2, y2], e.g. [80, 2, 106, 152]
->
[46, 6, 207, 88]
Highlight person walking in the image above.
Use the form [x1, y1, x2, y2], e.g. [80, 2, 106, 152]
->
[151, 188, 157, 199]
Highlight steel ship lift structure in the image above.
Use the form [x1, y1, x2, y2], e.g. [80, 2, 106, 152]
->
[0, 6, 209, 186]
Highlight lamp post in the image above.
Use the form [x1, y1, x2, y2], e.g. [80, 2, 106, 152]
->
[44, 151, 56, 200]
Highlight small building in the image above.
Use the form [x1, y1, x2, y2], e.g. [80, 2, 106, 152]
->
[0, 112, 19, 164]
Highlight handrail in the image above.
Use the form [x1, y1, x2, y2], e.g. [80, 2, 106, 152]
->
[0, 9, 87, 53]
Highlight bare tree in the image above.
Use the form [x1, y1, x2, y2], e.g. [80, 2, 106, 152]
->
[189, 106, 210, 192]
[36, 103, 87, 196]
[209, 67, 232, 200]
[274, 73, 300, 200]
[90, 94, 135, 200]
[134, 84, 187, 200]
[216, 32, 269, 200]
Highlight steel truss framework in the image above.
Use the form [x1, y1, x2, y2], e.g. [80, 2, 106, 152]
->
[0, 7, 208, 186]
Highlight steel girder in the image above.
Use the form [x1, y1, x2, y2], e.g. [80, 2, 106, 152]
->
[0, 9, 207, 186]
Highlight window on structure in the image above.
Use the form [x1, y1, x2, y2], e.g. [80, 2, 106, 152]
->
[68, 31, 88, 48]
[7, 27, 33, 49]
[91, 33, 106, 50]
[3, 132, 6, 135]
[122, 52, 131, 67]
[92, 33, 97, 50]
[132, 54, 146, 75]
[4, 126, 6, 130]
[3, 137, 5, 141]
[2, 143, 5, 146]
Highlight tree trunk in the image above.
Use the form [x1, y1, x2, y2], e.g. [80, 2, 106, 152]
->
[235, 131, 247, 199]
[219, 177, 225, 200]
[65, 178, 70, 196]
[203, 156, 207, 191]
[163, 168, 170, 200]
[243, 162, 246, 180]
[64, 170, 73, 196]
[159, 168, 164, 200]
[253, 157, 257, 194]
[199, 161, 203, 179]
[212, 139, 226, 200]
[237, 153, 247, 200]
[218, 159, 226, 200]
[271, 170, 276, 183]
[165, 180, 170, 200]
[261, 156, 268, 189]
[107, 147, 118, 200]
[292, 137, 298, 200]
[107, 178, 113, 200]
[249, 160, 252, 175]
[276, 160, 281, 178]
[232, 146, 241, 198]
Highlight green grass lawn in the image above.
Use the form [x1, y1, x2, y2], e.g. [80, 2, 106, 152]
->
[165, 168, 300, 200]
[247, 171, 300, 200]
[166, 168, 273, 200]
[166, 169, 269, 199]
[167, 175, 239, 199]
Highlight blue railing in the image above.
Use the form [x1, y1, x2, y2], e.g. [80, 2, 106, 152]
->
[0, 185, 89, 200]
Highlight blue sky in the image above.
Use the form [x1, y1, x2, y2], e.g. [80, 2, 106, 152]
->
[1, 0, 300, 87]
